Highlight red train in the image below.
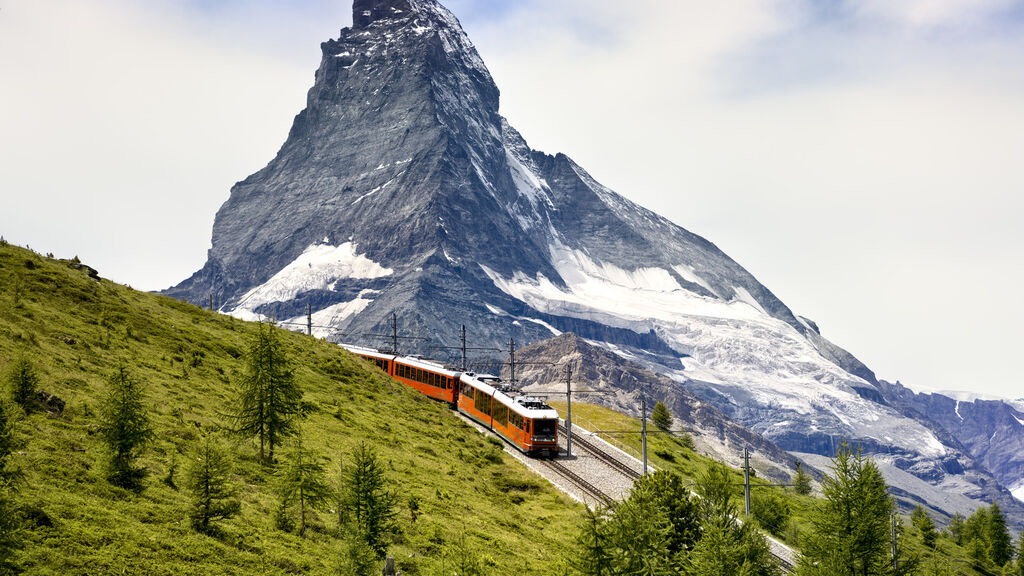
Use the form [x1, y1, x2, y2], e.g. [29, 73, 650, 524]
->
[341, 344, 559, 457]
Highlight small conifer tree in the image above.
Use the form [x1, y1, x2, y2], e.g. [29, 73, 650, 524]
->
[911, 505, 937, 549]
[339, 443, 399, 558]
[987, 502, 1012, 566]
[6, 355, 37, 410]
[99, 366, 153, 488]
[276, 436, 332, 537]
[651, 401, 673, 431]
[235, 323, 302, 463]
[1014, 532, 1024, 576]
[797, 442, 914, 575]
[0, 401, 14, 484]
[186, 436, 240, 534]
[792, 462, 812, 496]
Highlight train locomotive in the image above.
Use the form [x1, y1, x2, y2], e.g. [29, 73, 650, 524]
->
[341, 344, 559, 457]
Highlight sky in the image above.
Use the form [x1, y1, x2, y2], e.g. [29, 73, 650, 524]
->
[1, 0, 1023, 399]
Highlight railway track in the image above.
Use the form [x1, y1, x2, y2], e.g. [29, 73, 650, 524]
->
[558, 424, 797, 573]
[559, 423, 642, 480]
[542, 458, 615, 507]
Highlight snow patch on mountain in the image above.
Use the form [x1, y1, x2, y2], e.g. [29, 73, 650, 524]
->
[481, 240, 947, 459]
[229, 242, 392, 317]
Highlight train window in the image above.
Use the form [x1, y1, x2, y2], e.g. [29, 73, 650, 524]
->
[383, 360, 389, 371]
[429, 372, 436, 387]
[535, 420, 556, 437]
[475, 389, 491, 416]
[462, 383, 473, 399]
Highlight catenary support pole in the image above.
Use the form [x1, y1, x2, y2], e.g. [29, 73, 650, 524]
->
[641, 398, 648, 475]
[306, 303, 312, 336]
[744, 447, 751, 519]
[509, 338, 516, 387]
[565, 364, 573, 458]
[461, 325, 467, 372]
[391, 312, 398, 355]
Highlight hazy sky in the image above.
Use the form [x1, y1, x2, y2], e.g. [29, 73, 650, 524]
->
[2, 0, 1023, 399]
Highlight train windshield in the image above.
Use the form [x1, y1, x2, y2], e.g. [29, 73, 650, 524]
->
[533, 419, 557, 438]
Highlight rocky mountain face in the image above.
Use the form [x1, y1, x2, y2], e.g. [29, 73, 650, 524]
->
[506, 333, 813, 484]
[877, 381, 1024, 500]
[166, 0, 1024, 526]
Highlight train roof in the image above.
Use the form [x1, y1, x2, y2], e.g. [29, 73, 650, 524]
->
[396, 355, 460, 376]
[340, 343, 393, 359]
[460, 373, 559, 419]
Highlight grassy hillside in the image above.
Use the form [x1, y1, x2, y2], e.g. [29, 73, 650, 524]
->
[0, 242, 581, 575]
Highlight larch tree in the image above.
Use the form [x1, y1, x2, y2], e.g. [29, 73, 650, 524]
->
[986, 502, 1012, 567]
[339, 443, 399, 558]
[652, 401, 673, 431]
[797, 442, 915, 576]
[276, 436, 333, 537]
[235, 323, 302, 463]
[99, 365, 153, 488]
[0, 400, 18, 572]
[6, 355, 37, 411]
[911, 505, 937, 549]
[186, 435, 240, 534]
[792, 462, 812, 496]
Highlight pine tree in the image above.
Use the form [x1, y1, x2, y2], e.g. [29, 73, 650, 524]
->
[99, 366, 153, 488]
[0, 401, 18, 572]
[792, 462, 812, 496]
[797, 442, 902, 576]
[186, 436, 240, 534]
[276, 436, 332, 537]
[652, 401, 673, 431]
[572, 506, 612, 576]
[604, 490, 679, 576]
[0, 400, 14, 484]
[633, 470, 701, 555]
[338, 533, 378, 576]
[339, 443, 399, 558]
[947, 512, 965, 545]
[6, 355, 37, 410]
[911, 505, 937, 549]
[696, 461, 738, 526]
[986, 502, 1012, 567]
[235, 323, 302, 463]
[690, 520, 776, 576]
[1013, 532, 1024, 576]
[0, 489, 18, 573]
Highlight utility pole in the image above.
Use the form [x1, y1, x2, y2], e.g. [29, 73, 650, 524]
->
[208, 293, 214, 311]
[509, 338, 516, 387]
[306, 303, 312, 336]
[565, 364, 573, 457]
[743, 447, 751, 520]
[391, 313, 398, 355]
[641, 398, 648, 475]
[891, 511, 898, 571]
[461, 325, 467, 372]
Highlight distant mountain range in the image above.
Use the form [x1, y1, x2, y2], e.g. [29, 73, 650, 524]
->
[165, 0, 1024, 527]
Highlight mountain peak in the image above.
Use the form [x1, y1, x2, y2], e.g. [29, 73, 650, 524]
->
[352, 0, 413, 29]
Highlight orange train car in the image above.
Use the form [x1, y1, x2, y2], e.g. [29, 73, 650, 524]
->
[341, 344, 559, 456]
[457, 372, 559, 457]
[342, 344, 458, 404]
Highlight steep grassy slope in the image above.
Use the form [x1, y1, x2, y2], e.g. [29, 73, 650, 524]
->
[0, 243, 580, 575]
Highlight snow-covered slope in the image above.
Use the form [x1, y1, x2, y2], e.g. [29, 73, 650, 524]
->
[166, 0, 1024, 527]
